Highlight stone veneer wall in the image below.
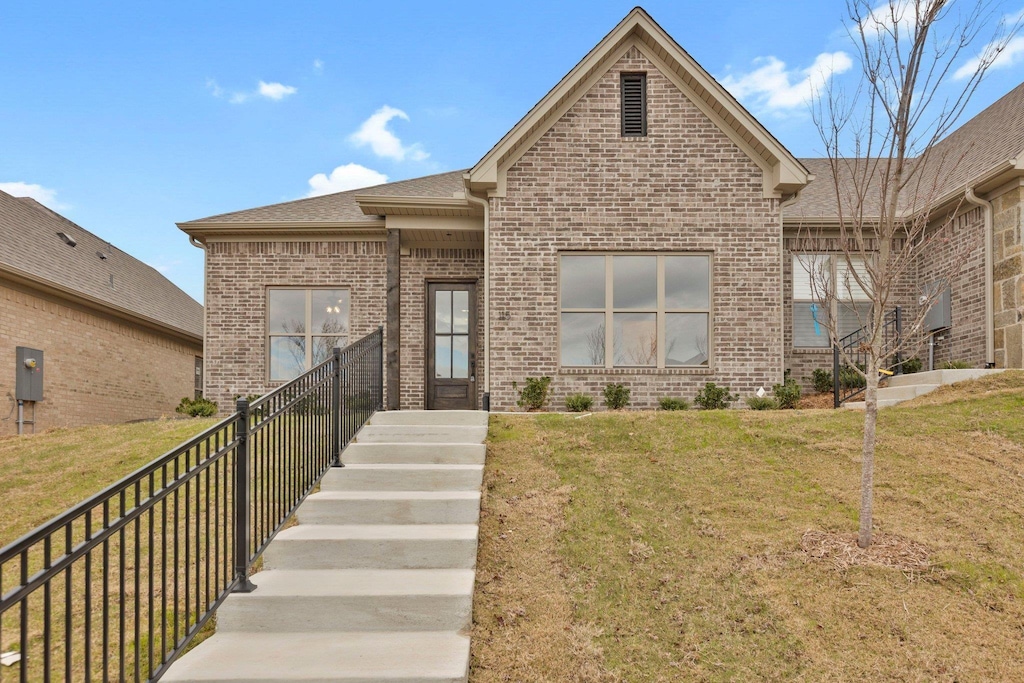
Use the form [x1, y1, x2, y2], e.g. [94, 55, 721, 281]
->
[487, 46, 783, 411]
[399, 247, 484, 410]
[0, 278, 200, 435]
[203, 240, 386, 411]
[992, 184, 1024, 368]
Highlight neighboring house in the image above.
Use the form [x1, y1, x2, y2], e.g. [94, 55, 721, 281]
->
[0, 190, 204, 434]
[180, 8, 1024, 412]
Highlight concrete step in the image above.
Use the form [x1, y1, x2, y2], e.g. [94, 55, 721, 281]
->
[216, 569, 474, 632]
[370, 410, 489, 427]
[321, 464, 484, 492]
[886, 368, 1003, 387]
[162, 631, 470, 682]
[263, 524, 479, 570]
[299, 491, 481, 525]
[876, 384, 939, 401]
[356, 425, 488, 444]
[343, 442, 486, 465]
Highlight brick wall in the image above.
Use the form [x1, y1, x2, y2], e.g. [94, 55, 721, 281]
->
[203, 240, 386, 410]
[399, 248, 484, 409]
[992, 185, 1024, 368]
[487, 47, 783, 410]
[0, 279, 200, 435]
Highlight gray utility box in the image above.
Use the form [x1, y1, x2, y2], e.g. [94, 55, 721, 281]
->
[16, 347, 44, 401]
[923, 283, 952, 332]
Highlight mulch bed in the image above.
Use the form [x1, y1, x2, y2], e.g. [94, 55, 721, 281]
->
[801, 529, 932, 572]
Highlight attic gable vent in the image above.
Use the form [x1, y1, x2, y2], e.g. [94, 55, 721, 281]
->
[57, 232, 77, 247]
[621, 72, 647, 137]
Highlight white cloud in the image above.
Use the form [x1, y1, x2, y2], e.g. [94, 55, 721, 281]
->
[258, 81, 297, 100]
[720, 51, 853, 113]
[954, 35, 1024, 80]
[146, 258, 181, 275]
[858, 1, 919, 40]
[313, 59, 324, 74]
[0, 181, 63, 209]
[205, 78, 224, 98]
[306, 163, 389, 197]
[349, 106, 429, 162]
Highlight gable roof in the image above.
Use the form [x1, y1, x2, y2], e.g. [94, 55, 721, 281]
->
[467, 7, 810, 198]
[0, 190, 203, 342]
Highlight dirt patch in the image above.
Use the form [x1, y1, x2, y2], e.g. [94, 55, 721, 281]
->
[797, 392, 835, 409]
[801, 529, 932, 572]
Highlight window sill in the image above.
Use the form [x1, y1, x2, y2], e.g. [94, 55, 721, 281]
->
[559, 367, 713, 375]
[791, 347, 832, 354]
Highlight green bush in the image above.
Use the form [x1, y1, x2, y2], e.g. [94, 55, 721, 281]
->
[565, 393, 594, 412]
[603, 383, 631, 410]
[901, 357, 923, 374]
[812, 368, 833, 394]
[942, 360, 972, 369]
[772, 372, 801, 409]
[746, 396, 778, 410]
[694, 382, 737, 410]
[176, 396, 218, 417]
[658, 397, 690, 411]
[514, 376, 553, 411]
[839, 365, 866, 390]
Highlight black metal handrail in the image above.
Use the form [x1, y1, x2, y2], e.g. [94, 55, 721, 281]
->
[833, 307, 902, 407]
[0, 326, 383, 682]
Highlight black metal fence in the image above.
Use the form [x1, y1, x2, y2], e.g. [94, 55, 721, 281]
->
[833, 307, 902, 407]
[0, 327, 383, 682]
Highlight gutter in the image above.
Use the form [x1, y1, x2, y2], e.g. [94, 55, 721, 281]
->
[463, 179, 490, 410]
[963, 188, 995, 367]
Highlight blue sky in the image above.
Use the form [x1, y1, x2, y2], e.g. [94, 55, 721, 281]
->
[2, 1, 1022, 304]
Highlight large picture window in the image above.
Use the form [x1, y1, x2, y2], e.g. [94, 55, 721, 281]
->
[560, 253, 711, 368]
[267, 288, 349, 381]
[792, 254, 871, 348]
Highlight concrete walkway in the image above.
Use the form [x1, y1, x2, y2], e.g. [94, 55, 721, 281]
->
[164, 410, 487, 683]
[843, 368, 1003, 409]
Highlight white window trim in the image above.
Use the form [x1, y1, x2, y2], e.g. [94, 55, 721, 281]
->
[266, 287, 349, 382]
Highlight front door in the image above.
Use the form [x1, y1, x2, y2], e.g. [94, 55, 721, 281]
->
[426, 282, 476, 410]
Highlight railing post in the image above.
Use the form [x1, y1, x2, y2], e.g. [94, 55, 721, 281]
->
[377, 326, 384, 411]
[232, 399, 256, 593]
[894, 306, 903, 375]
[833, 343, 841, 409]
[332, 347, 343, 467]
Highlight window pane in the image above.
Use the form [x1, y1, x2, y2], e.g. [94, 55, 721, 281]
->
[311, 290, 349, 335]
[837, 257, 871, 300]
[268, 290, 306, 334]
[793, 255, 830, 301]
[269, 336, 306, 381]
[312, 336, 346, 365]
[613, 256, 657, 309]
[839, 302, 872, 339]
[452, 336, 469, 378]
[613, 312, 656, 366]
[452, 291, 470, 334]
[665, 256, 709, 309]
[561, 256, 606, 309]
[435, 291, 452, 334]
[560, 313, 605, 366]
[665, 314, 709, 366]
[435, 335, 452, 378]
[793, 302, 830, 347]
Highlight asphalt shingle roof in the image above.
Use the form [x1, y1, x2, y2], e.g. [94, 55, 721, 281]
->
[0, 190, 203, 339]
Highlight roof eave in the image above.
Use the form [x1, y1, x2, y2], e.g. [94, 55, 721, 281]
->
[352, 194, 481, 217]
[178, 220, 387, 242]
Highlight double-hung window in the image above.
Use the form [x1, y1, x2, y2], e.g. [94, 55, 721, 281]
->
[792, 254, 871, 348]
[267, 288, 349, 381]
[560, 253, 711, 368]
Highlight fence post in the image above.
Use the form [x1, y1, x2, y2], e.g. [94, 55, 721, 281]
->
[833, 343, 841, 409]
[377, 325, 384, 411]
[894, 306, 904, 375]
[233, 399, 256, 593]
[332, 347, 343, 467]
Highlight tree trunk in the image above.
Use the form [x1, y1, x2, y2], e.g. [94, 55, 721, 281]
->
[858, 359, 880, 548]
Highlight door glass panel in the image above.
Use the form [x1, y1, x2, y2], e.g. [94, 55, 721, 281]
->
[268, 290, 305, 334]
[269, 337, 305, 381]
[435, 291, 452, 334]
[665, 256, 710, 309]
[560, 313, 605, 366]
[561, 256, 606, 309]
[311, 290, 349, 335]
[452, 291, 470, 334]
[452, 336, 469, 378]
[435, 335, 452, 378]
[613, 256, 657, 309]
[613, 312, 657, 366]
[665, 313, 709, 366]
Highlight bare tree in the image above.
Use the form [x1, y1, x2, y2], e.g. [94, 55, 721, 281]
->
[804, 0, 1018, 547]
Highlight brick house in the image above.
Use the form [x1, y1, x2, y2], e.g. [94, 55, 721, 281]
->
[0, 189, 204, 434]
[180, 8, 1024, 411]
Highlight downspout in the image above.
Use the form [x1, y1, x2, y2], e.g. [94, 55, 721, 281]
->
[780, 191, 802, 382]
[464, 184, 490, 410]
[963, 188, 995, 367]
[188, 235, 209, 396]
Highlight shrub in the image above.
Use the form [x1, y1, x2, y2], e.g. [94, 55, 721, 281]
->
[746, 396, 778, 410]
[603, 383, 631, 410]
[176, 396, 218, 417]
[942, 360, 972, 369]
[658, 397, 690, 411]
[901, 357, 923, 374]
[772, 372, 801, 409]
[565, 393, 594, 412]
[812, 368, 833, 394]
[513, 376, 552, 411]
[839, 365, 866, 390]
[694, 382, 737, 410]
